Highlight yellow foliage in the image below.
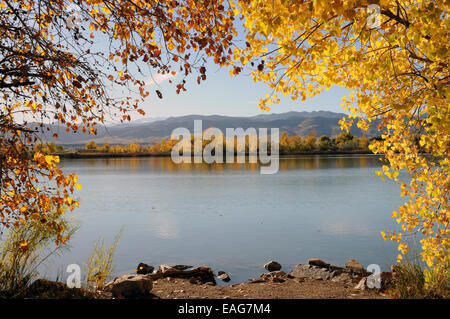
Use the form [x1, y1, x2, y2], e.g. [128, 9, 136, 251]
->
[232, 0, 450, 285]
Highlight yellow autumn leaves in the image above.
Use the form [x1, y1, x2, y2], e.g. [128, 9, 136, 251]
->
[231, 0, 449, 286]
[1, 0, 448, 289]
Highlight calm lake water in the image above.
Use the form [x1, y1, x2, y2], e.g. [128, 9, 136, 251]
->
[45, 155, 404, 284]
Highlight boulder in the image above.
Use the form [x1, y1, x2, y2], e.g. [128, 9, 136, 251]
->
[264, 261, 282, 272]
[136, 263, 154, 275]
[217, 271, 231, 282]
[106, 274, 153, 298]
[155, 264, 193, 273]
[156, 265, 173, 273]
[259, 270, 288, 283]
[345, 258, 364, 274]
[331, 272, 354, 284]
[353, 272, 393, 291]
[151, 265, 216, 285]
[308, 258, 330, 268]
[290, 264, 338, 281]
[260, 270, 286, 279]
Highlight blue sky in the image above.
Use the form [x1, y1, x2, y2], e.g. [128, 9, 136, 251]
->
[49, 9, 352, 123]
[21, 10, 351, 125]
[132, 61, 350, 120]
[128, 14, 352, 120]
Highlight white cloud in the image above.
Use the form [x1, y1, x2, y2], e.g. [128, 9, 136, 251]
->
[144, 72, 178, 86]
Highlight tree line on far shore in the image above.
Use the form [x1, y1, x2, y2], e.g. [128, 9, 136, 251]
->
[36, 131, 380, 156]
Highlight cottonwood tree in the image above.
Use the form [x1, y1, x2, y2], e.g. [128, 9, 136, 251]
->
[0, 0, 237, 245]
[230, 0, 448, 287]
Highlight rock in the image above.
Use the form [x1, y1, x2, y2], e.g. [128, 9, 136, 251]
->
[345, 258, 364, 274]
[269, 270, 287, 277]
[264, 261, 282, 272]
[354, 277, 367, 290]
[152, 265, 216, 285]
[106, 274, 153, 298]
[260, 270, 286, 280]
[353, 271, 393, 291]
[259, 270, 290, 283]
[290, 264, 339, 281]
[331, 272, 353, 284]
[156, 265, 173, 273]
[308, 258, 330, 268]
[136, 263, 154, 275]
[217, 271, 231, 282]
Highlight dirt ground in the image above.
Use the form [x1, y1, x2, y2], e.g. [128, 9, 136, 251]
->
[144, 277, 379, 299]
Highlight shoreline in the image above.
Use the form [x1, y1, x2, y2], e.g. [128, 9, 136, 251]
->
[3, 258, 389, 299]
[56, 150, 375, 159]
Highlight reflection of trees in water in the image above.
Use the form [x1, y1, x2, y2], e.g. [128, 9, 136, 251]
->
[320, 219, 371, 236]
[149, 211, 179, 240]
[80, 155, 382, 173]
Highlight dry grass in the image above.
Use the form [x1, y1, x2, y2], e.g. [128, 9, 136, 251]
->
[390, 248, 449, 299]
[0, 213, 78, 297]
[84, 227, 123, 290]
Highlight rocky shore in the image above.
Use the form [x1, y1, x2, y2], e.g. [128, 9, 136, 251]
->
[5, 258, 397, 299]
[96, 257, 395, 299]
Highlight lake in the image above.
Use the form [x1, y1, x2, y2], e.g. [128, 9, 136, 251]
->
[45, 155, 404, 284]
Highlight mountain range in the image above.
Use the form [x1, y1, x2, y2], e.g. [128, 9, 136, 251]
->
[33, 111, 378, 145]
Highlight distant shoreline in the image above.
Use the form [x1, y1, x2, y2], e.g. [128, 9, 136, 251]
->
[56, 150, 375, 159]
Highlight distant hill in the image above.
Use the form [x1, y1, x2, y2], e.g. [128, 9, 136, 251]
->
[30, 111, 379, 145]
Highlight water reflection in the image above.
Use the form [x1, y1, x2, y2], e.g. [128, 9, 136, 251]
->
[149, 212, 179, 240]
[63, 154, 384, 173]
[320, 220, 372, 236]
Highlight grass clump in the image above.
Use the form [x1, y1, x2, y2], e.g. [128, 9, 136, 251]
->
[84, 227, 123, 290]
[0, 213, 78, 297]
[390, 249, 449, 299]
